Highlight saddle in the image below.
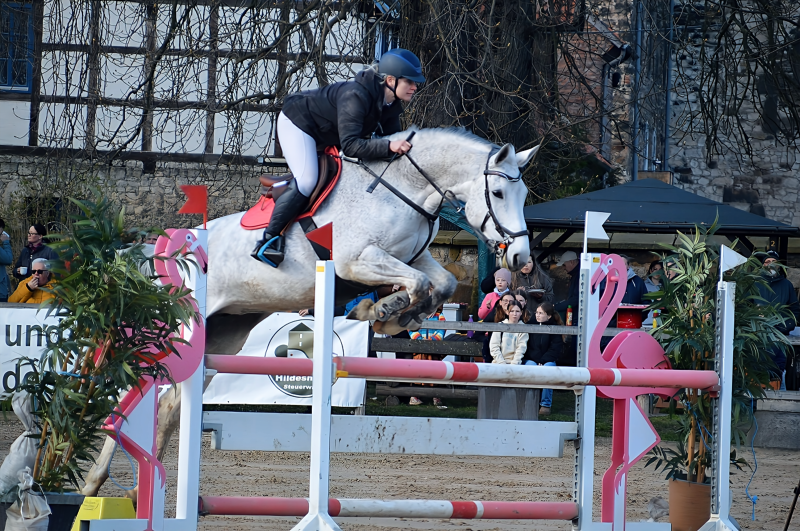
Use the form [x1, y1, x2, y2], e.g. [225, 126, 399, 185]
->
[240, 146, 342, 231]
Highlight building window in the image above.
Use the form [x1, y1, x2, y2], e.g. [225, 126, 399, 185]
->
[0, 2, 33, 93]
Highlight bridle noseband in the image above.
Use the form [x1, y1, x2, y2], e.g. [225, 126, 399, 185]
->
[344, 143, 529, 261]
[480, 146, 531, 253]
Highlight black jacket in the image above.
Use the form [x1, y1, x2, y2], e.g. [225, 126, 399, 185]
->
[282, 69, 404, 160]
[555, 267, 580, 314]
[13, 244, 58, 280]
[757, 273, 800, 335]
[524, 317, 564, 365]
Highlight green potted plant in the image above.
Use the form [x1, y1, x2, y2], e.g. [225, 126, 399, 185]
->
[9, 192, 198, 529]
[645, 224, 790, 531]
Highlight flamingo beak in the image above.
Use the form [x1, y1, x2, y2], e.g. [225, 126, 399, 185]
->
[590, 263, 608, 291]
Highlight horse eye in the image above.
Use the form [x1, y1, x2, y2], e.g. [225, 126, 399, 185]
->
[492, 190, 504, 199]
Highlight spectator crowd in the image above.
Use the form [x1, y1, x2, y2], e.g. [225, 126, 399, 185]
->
[0, 220, 59, 304]
[0, 218, 796, 394]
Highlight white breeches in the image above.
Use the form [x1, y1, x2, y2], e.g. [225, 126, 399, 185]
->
[277, 112, 318, 197]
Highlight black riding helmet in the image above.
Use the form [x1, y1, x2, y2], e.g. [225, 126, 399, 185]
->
[378, 48, 426, 83]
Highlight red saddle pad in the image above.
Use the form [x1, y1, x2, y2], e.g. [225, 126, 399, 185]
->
[241, 147, 342, 231]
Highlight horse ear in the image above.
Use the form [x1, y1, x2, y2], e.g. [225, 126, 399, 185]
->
[491, 143, 515, 166]
[515, 144, 540, 168]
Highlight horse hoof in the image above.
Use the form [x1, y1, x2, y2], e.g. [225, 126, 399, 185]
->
[347, 299, 375, 321]
[373, 291, 411, 322]
[373, 320, 405, 336]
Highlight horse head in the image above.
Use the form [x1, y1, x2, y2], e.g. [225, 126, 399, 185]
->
[460, 142, 539, 271]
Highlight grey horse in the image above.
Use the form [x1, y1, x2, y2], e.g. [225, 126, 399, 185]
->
[82, 127, 538, 497]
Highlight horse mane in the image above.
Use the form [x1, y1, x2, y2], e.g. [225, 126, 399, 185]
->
[403, 126, 496, 152]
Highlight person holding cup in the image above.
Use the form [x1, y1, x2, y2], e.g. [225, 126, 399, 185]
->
[9, 258, 56, 304]
[13, 223, 57, 280]
[0, 218, 12, 302]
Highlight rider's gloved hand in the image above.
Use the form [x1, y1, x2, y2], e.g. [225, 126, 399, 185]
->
[389, 139, 412, 155]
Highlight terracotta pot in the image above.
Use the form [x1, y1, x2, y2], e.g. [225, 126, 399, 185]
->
[668, 477, 711, 531]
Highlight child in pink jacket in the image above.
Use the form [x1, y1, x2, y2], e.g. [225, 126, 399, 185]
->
[478, 268, 512, 320]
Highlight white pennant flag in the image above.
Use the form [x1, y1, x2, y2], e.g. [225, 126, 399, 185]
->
[583, 211, 611, 254]
[719, 245, 748, 282]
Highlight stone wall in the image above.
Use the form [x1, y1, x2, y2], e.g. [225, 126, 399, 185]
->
[0, 153, 481, 308]
[665, 1, 800, 227]
[0, 154, 269, 232]
[428, 245, 479, 316]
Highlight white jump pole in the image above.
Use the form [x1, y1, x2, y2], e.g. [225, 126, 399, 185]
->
[699, 280, 736, 531]
[574, 252, 600, 530]
[175, 229, 207, 531]
[292, 260, 341, 531]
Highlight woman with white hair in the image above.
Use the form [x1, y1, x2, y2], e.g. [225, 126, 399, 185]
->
[9, 258, 55, 304]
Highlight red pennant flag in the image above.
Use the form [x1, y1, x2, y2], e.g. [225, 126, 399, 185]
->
[178, 185, 208, 228]
[306, 222, 333, 259]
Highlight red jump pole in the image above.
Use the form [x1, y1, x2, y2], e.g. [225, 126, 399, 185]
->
[205, 354, 312, 376]
[199, 496, 579, 520]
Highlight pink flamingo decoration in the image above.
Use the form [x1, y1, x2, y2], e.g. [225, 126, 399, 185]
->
[589, 253, 675, 530]
[103, 229, 207, 531]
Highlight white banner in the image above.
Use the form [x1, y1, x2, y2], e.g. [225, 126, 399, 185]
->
[0, 304, 60, 394]
[203, 313, 368, 407]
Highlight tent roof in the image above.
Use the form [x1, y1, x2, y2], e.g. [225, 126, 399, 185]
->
[523, 179, 800, 236]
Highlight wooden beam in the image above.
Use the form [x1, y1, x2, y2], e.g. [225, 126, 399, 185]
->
[28, 0, 44, 147]
[374, 384, 479, 399]
[85, 0, 101, 151]
[372, 338, 483, 357]
[536, 229, 576, 262]
[141, 1, 157, 152]
[39, 43, 367, 64]
[205, 1, 219, 154]
[726, 234, 754, 255]
[0, 92, 281, 113]
[779, 235, 789, 260]
[0, 144, 287, 167]
[529, 229, 553, 254]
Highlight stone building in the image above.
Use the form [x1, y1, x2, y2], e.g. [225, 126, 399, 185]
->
[665, 1, 800, 228]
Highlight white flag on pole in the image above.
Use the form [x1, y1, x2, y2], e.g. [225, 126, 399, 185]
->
[719, 245, 748, 282]
[583, 211, 611, 254]
[584, 211, 611, 241]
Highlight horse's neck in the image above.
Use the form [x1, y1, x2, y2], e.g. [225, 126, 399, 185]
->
[395, 143, 488, 201]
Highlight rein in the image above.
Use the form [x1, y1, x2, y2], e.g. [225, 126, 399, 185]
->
[342, 140, 529, 263]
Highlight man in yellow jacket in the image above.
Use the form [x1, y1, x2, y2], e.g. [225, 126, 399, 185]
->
[9, 258, 55, 304]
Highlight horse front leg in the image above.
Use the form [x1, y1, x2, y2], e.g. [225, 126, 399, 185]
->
[338, 245, 432, 324]
[396, 250, 457, 327]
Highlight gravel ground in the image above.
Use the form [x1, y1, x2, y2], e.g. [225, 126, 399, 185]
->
[1, 414, 798, 530]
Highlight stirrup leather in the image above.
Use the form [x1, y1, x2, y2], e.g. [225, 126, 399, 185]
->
[255, 235, 285, 267]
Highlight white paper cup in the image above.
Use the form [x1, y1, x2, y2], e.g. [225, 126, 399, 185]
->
[18, 267, 27, 275]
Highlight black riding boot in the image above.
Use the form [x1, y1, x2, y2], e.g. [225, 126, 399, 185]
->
[251, 179, 309, 267]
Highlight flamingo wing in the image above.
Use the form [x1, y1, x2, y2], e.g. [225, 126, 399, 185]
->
[615, 332, 672, 371]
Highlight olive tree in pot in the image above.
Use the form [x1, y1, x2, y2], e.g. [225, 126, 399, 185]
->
[10, 193, 198, 530]
[645, 225, 790, 531]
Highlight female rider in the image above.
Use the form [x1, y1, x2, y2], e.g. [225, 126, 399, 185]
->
[252, 48, 426, 266]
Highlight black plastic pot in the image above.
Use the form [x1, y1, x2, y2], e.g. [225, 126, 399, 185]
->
[0, 492, 85, 531]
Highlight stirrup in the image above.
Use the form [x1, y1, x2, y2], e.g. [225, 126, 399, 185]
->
[255, 235, 285, 267]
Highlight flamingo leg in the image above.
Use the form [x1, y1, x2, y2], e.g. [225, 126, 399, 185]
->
[106, 377, 166, 531]
[602, 398, 628, 523]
